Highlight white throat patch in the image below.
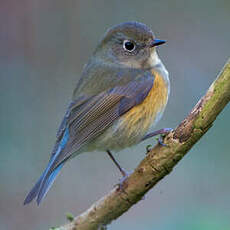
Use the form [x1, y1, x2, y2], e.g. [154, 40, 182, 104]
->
[148, 50, 161, 67]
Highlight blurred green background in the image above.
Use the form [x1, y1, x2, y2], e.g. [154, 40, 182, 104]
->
[0, 0, 230, 229]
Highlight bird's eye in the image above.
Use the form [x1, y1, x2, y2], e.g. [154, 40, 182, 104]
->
[123, 40, 135, 52]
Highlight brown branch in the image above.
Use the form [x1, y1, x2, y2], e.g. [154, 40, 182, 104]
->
[55, 59, 230, 230]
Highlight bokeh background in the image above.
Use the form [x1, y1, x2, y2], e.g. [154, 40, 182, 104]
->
[1, 0, 230, 229]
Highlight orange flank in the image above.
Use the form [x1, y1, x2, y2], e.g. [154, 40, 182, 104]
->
[121, 70, 168, 138]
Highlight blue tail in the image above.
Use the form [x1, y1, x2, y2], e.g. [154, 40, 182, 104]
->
[24, 129, 69, 205]
[23, 162, 64, 205]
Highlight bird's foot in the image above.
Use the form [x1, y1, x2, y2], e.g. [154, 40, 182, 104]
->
[157, 128, 173, 146]
[117, 169, 132, 191]
[146, 144, 152, 153]
[156, 135, 167, 146]
[142, 128, 173, 147]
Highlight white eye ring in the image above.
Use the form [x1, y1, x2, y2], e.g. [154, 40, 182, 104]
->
[123, 40, 136, 52]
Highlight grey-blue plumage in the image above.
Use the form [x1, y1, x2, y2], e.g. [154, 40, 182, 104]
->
[24, 21, 170, 205]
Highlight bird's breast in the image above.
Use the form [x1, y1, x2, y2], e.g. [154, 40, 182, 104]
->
[90, 69, 169, 151]
[119, 69, 169, 139]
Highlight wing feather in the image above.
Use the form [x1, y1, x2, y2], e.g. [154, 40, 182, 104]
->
[49, 73, 154, 176]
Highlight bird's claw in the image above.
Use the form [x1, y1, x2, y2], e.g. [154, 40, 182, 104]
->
[116, 170, 132, 191]
[156, 135, 167, 146]
[156, 128, 173, 146]
[146, 144, 152, 153]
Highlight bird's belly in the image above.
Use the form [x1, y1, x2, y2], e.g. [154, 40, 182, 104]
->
[88, 70, 169, 151]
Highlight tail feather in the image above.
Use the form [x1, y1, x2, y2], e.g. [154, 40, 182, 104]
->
[24, 128, 69, 205]
[23, 174, 44, 205]
[36, 163, 64, 205]
[24, 162, 64, 205]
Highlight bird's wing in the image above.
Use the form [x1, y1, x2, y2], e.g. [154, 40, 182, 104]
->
[53, 73, 154, 166]
[50, 72, 153, 173]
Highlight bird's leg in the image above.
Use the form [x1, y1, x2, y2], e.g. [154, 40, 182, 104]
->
[141, 128, 173, 146]
[106, 150, 130, 189]
[106, 150, 127, 177]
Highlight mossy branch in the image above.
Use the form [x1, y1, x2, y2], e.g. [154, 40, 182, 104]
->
[54, 59, 230, 230]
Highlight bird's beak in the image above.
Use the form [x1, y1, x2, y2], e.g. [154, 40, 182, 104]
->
[150, 39, 166, 47]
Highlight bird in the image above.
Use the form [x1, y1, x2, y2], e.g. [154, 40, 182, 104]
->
[24, 21, 171, 205]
